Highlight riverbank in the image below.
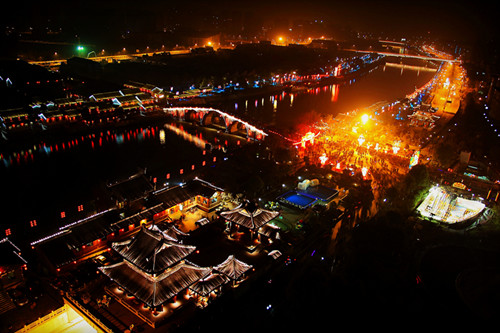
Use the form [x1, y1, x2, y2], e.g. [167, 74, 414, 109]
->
[0, 57, 387, 154]
[172, 56, 386, 105]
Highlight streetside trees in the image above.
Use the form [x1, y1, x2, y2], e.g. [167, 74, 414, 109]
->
[381, 164, 431, 216]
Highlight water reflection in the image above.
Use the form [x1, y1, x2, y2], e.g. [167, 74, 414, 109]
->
[1, 127, 160, 167]
[1, 118, 252, 169]
[331, 84, 339, 102]
[231, 65, 433, 125]
[159, 129, 166, 144]
[164, 123, 207, 149]
[116, 133, 125, 145]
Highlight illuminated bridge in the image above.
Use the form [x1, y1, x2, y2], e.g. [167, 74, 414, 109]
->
[378, 40, 407, 46]
[347, 49, 459, 63]
[163, 107, 268, 140]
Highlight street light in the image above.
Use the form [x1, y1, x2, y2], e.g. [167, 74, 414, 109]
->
[75, 45, 87, 58]
[361, 114, 369, 125]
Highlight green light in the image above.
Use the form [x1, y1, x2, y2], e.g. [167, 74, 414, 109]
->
[77, 45, 85, 51]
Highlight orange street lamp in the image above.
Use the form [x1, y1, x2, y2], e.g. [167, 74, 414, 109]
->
[361, 114, 369, 125]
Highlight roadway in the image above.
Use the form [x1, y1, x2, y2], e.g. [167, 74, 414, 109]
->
[430, 62, 464, 114]
[28, 49, 191, 70]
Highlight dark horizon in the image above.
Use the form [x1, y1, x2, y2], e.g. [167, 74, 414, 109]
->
[2, 0, 497, 43]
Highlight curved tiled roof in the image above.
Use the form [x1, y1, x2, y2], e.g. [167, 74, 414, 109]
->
[100, 260, 210, 307]
[112, 226, 196, 274]
[189, 273, 228, 297]
[220, 202, 279, 230]
[214, 255, 252, 280]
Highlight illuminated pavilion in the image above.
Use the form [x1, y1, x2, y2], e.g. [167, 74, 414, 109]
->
[99, 225, 210, 308]
[186, 255, 253, 307]
[188, 273, 229, 308]
[214, 255, 253, 283]
[220, 200, 279, 231]
[111, 225, 197, 274]
[99, 223, 253, 311]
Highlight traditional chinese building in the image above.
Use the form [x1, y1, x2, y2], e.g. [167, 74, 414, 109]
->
[152, 178, 224, 216]
[99, 225, 210, 309]
[31, 177, 224, 273]
[220, 200, 280, 244]
[187, 273, 228, 308]
[213, 255, 253, 284]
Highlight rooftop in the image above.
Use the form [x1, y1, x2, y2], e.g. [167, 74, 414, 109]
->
[99, 260, 210, 307]
[220, 201, 279, 230]
[112, 226, 196, 274]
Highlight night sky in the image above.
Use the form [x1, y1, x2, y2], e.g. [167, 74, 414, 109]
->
[2, 0, 497, 42]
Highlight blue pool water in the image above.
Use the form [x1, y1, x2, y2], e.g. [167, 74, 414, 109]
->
[278, 191, 316, 209]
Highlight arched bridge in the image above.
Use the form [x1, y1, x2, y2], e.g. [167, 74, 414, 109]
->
[163, 107, 268, 140]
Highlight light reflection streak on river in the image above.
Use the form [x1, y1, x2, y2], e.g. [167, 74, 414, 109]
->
[163, 123, 207, 149]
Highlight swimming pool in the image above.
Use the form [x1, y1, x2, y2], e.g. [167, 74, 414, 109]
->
[297, 185, 339, 202]
[278, 191, 317, 209]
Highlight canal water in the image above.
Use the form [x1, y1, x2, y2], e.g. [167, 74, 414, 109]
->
[214, 63, 434, 131]
[0, 62, 435, 237]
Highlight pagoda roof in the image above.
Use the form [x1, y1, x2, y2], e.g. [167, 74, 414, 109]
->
[220, 201, 279, 230]
[214, 255, 252, 280]
[257, 223, 281, 238]
[152, 223, 188, 243]
[188, 273, 228, 297]
[112, 226, 196, 274]
[99, 260, 210, 307]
